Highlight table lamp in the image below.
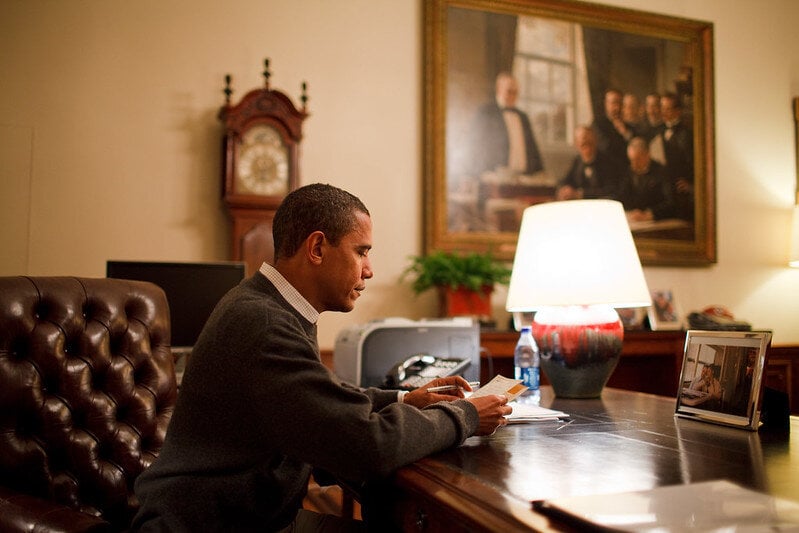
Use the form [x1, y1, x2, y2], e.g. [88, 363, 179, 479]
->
[505, 199, 651, 398]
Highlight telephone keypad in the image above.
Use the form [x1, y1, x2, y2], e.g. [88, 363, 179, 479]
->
[395, 356, 471, 390]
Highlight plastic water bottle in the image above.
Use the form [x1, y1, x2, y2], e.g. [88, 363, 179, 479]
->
[514, 326, 540, 402]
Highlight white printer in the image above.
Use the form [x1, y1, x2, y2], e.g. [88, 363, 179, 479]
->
[333, 317, 480, 388]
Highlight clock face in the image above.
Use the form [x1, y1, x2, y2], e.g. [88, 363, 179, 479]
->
[234, 125, 289, 196]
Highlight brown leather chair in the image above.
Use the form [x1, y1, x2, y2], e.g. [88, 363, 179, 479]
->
[0, 277, 177, 532]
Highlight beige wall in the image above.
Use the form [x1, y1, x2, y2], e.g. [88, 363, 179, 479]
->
[2, 0, 799, 348]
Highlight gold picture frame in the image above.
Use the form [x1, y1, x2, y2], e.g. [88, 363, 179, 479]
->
[676, 330, 772, 431]
[424, 0, 716, 265]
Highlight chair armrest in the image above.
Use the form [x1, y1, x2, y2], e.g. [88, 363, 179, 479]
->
[0, 486, 112, 533]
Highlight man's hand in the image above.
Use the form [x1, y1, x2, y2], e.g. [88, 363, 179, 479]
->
[676, 178, 693, 194]
[467, 395, 512, 436]
[402, 376, 474, 409]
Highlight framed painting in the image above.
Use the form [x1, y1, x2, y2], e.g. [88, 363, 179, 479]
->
[675, 330, 772, 431]
[423, 0, 716, 265]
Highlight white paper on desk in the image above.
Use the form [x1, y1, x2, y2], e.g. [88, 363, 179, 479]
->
[507, 402, 568, 424]
[533, 480, 799, 531]
[469, 375, 527, 402]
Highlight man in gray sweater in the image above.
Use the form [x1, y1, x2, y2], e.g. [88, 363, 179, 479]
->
[133, 183, 511, 532]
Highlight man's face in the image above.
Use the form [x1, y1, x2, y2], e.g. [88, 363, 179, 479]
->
[575, 128, 596, 162]
[496, 76, 519, 108]
[661, 97, 679, 123]
[319, 211, 374, 313]
[604, 91, 622, 119]
[645, 95, 661, 122]
[622, 95, 640, 123]
[627, 144, 650, 174]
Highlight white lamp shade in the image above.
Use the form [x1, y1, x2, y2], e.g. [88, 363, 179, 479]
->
[506, 199, 651, 311]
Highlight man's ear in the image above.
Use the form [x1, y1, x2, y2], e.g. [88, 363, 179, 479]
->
[305, 231, 326, 265]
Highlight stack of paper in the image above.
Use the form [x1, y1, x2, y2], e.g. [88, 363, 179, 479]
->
[507, 402, 569, 423]
[466, 375, 570, 423]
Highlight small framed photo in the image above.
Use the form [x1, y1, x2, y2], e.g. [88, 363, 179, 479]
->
[676, 330, 772, 430]
[648, 289, 683, 330]
[617, 307, 646, 330]
[511, 311, 535, 332]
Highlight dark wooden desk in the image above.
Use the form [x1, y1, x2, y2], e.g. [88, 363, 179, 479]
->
[369, 387, 798, 532]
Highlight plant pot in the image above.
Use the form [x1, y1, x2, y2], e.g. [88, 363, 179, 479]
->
[437, 285, 493, 320]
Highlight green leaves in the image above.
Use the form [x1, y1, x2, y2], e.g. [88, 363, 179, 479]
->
[402, 250, 511, 294]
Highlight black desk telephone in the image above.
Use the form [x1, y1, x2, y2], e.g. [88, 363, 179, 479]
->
[383, 354, 471, 390]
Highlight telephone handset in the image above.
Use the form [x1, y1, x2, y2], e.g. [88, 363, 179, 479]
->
[383, 354, 471, 390]
[686, 306, 752, 331]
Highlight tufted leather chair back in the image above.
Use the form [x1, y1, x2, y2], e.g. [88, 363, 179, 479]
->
[0, 276, 177, 530]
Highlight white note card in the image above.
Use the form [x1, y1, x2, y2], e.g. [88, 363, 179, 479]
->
[469, 375, 527, 402]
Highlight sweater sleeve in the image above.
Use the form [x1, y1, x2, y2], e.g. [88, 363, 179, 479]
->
[347, 383, 406, 412]
[249, 337, 479, 482]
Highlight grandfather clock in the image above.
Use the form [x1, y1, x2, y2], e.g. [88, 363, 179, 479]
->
[218, 59, 309, 275]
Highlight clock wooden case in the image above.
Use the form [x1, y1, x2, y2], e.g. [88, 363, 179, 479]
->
[218, 59, 308, 275]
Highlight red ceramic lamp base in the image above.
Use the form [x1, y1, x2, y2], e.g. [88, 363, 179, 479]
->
[531, 305, 624, 398]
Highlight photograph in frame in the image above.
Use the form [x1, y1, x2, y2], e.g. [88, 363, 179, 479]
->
[648, 289, 683, 330]
[424, 0, 716, 265]
[675, 330, 772, 430]
[618, 307, 646, 330]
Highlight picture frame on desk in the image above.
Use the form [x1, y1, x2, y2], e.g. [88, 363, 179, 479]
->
[648, 289, 683, 330]
[676, 330, 772, 430]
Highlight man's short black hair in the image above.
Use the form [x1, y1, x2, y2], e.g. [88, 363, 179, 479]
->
[272, 183, 370, 260]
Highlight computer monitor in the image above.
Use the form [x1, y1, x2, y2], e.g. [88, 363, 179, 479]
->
[106, 260, 246, 349]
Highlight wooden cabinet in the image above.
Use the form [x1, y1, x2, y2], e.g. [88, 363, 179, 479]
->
[480, 330, 799, 414]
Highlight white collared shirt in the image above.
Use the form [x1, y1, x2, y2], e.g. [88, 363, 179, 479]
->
[502, 109, 527, 172]
[259, 263, 319, 324]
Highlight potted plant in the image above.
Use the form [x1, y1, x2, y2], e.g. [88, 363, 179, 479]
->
[402, 250, 512, 320]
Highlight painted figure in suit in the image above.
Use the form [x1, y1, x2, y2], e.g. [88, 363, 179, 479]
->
[556, 125, 623, 200]
[639, 92, 665, 142]
[469, 72, 544, 177]
[592, 88, 637, 172]
[617, 136, 677, 222]
[659, 92, 694, 220]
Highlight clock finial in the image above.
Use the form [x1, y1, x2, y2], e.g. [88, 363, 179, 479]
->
[301, 81, 308, 111]
[263, 58, 271, 89]
[223, 74, 233, 105]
